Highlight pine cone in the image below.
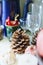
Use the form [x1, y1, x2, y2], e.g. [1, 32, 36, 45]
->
[31, 31, 39, 45]
[11, 29, 30, 54]
[0, 28, 3, 40]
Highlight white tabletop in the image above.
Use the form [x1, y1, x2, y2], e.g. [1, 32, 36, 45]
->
[0, 37, 38, 65]
[0, 37, 11, 55]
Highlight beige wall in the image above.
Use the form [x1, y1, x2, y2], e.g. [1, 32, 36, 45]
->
[20, 0, 25, 17]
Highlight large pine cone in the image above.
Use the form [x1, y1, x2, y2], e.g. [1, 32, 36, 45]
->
[11, 29, 30, 54]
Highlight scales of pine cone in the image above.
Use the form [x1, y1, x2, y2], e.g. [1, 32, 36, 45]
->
[11, 29, 30, 54]
[31, 31, 39, 45]
[0, 26, 4, 40]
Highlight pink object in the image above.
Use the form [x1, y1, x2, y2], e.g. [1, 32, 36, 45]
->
[6, 17, 10, 22]
[37, 29, 43, 57]
[25, 45, 36, 55]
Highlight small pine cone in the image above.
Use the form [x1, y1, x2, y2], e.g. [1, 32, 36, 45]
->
[31, 31, 39, 45]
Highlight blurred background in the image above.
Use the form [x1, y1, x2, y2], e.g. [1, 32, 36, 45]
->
[0, 0, 41, 25]
[0, 0, 42, 37]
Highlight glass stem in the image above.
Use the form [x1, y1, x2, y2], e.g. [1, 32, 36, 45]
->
[30, 31, 34, 45]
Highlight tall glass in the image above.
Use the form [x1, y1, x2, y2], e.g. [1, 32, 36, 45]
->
[20, 4, 41, 44]
[26, 4, 41, 44]
[29, 4, 41, 32]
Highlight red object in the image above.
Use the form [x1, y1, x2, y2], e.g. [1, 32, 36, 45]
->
[7, 21, 12, 25]
[11, 20, 19, 26]
[6, 21, 8, 25]
[6, 17, 12, 26]
[37, 29, 43, 57]
[14, 20, 18, 25]
[6, 17, 19, 26]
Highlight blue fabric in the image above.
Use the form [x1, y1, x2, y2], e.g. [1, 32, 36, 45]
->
[2, 0, 10, 25]
[0, 16, 2, 25]
[2, 0, 10, 36]
[2, 0, 6, 25]
[5, 1, 10, 19]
